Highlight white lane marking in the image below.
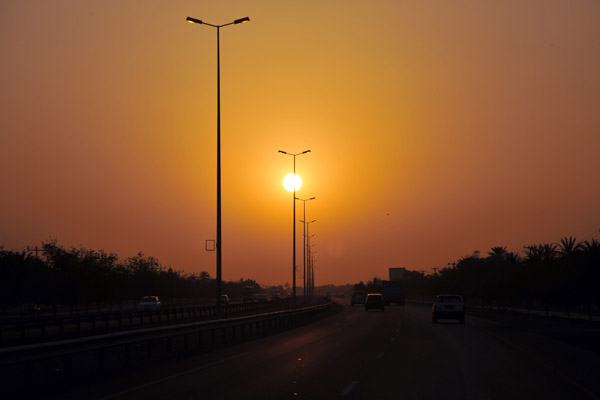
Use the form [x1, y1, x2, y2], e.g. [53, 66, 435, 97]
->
[100, 352, 250, 399]
[376, 352, 384, 360]
[340, 380, 359, 397]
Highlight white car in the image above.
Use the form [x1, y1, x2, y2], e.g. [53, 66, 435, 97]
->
[432, 294, 465, 323]
[138, 296, 161, 311]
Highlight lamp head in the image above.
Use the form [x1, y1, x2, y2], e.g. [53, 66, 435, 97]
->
[234, 17, 250, 24]
[186, 17, 203, 24]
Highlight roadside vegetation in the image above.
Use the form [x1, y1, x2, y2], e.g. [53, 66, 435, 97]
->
[0, 240, 263, 311]
[419, 237, 599, 310]
[356, 236, 600, 314]
[3, 236, 599, 314]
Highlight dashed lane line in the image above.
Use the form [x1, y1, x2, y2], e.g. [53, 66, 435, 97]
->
[340, 381, 359, 397]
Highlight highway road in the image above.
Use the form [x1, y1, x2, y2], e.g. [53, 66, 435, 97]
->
[55, 300, 599, 400]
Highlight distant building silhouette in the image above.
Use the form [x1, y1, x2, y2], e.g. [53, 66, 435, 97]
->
[389, 268, 407, 281]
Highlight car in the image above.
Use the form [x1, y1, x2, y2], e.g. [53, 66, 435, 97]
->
[220, 294, 230, 305]
[432, 294, 465, 323]
[271, 292, 281, 301]
[350, 291, 366, 306]
[138, 296, 161, 311]
[365, 293, 385, 311]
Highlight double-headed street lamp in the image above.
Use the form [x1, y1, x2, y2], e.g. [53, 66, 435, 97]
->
[186, 15, 250, 311]
[297, 198, 315, 299]
[279, 149, 310, 306]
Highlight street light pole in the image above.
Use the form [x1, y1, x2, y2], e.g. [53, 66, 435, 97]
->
[311, 250, 318, 295]
[186, 15, 250, 313]
[305, 220, 316, 296]
[279, 149, 310, 307]
[297, 197, 315, 300]
[308, 244, 316, 296]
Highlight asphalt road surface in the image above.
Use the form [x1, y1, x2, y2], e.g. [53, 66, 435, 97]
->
[57, 300, 599, 400]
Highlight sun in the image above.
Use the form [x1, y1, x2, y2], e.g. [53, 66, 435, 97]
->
[283, 173, 302, 192]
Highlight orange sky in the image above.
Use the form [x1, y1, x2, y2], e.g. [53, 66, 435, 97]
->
[1, 0, 599, 286]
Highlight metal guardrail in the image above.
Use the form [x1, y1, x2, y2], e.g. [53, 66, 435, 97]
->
[465, 302, 600, 322]
[0, 300, 333, 392]
[0, 301, 273, 345]
[407, 297, 600, 322]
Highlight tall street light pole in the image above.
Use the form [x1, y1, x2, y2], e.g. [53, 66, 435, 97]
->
[297, 197, 315, 300]
[186, 15, 250, 313]
[307, 242, 316, 296]
[305, 220, 316, 295]
[311, 250, 318, 296]
[279, 149, 310, 307]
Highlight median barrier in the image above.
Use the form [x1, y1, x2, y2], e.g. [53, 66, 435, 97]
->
[0, 300, 333, 392]
[0, 301, 273, 345]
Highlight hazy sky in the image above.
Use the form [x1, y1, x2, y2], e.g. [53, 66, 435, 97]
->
[1, 0, 599, 286]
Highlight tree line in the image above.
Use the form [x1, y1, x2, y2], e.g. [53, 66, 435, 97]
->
[361, 236, 600, 311]
[0, 240, 261, 310]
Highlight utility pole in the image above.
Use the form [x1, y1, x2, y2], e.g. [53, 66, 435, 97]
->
[27, 245, 43, 259]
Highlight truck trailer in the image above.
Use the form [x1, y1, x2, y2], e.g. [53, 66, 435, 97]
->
[381, 281, 405, 305]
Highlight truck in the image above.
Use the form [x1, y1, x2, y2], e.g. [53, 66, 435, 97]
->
[350, 282, 368, 306]
[381, 281, 405, 305]
[350, 290, 367, 306]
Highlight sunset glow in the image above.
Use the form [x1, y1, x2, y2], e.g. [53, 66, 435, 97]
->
[283, 173, 302, 193]
[2, 3, 600, 397]
[1, 0, 599, 287]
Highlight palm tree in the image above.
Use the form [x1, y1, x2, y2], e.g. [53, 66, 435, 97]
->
[540, 243, 558, 262]
[523, 244, 556, 263]
[505, 251, 521, 264]
[488, 246, 508, 260]
[558, 236, 583, 257]
[523, 244, 542, 264]
[582, 238, 600, 255]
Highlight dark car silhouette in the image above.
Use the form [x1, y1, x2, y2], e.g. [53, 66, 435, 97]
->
[365, 293, 385, 311]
